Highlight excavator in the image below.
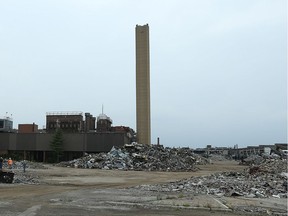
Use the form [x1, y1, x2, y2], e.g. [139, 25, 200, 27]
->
[0, 157, 14, 183]
[0, 170, 14, 183]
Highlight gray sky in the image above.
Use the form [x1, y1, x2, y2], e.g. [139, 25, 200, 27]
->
[0, 0, 287, 148]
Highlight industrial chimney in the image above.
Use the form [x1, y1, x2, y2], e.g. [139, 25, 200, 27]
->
[135, 24, 151, 145]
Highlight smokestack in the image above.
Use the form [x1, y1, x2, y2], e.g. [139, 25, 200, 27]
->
[135, 24, 151, 145]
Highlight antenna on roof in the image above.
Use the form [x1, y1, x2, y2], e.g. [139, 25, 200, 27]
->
[102, 104, 104, 114]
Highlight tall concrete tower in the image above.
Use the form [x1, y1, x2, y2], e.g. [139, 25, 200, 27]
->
[135, 24, 151, 145]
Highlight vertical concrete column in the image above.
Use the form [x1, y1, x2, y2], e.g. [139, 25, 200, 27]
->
[43, 151, 46, 162]
[135, 24, 151, 145]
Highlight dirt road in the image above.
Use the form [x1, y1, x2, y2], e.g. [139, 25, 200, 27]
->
[0, 160, 286, 215]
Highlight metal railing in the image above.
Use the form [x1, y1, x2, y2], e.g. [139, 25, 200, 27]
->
[46, 111, 83, 116]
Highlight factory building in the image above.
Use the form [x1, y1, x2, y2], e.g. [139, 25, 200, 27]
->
[0, 111, 135, 162]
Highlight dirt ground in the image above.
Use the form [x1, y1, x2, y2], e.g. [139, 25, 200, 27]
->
[0, 160, 287, 216]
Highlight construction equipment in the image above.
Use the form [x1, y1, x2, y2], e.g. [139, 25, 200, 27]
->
[0, 171, 14, 183]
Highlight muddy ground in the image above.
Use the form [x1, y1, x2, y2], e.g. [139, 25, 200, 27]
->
[0, 160, 287, 216]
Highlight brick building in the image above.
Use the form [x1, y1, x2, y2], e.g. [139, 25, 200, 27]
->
[18, 123, 38, 133]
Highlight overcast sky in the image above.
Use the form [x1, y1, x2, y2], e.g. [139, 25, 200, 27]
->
[0, 0, 287, 148]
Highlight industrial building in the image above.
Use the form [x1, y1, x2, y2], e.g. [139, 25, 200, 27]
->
[194, 144, 288, 159]
[0, 111, 135, 162]
[46, 112, 96, 133]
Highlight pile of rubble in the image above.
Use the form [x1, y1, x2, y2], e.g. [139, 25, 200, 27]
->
[58, 143, 207, 171]
[1, 160, 44, 184]
[133, 157, 288, 199]
[208, 154, 229, 161]
[240, 153, 282, 166]
[12, 170, 40, 184]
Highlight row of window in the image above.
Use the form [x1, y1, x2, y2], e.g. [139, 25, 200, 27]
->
[0, 120, 13, 129]
[49, 123, 80, 129]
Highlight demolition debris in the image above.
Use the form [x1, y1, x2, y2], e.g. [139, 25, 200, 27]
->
[58, 143, 207, 171]
[133, 157, 288, 199]
[1, 143, 287, 203]
[1, 161, 44, 184]
[56, 143, 287, 199]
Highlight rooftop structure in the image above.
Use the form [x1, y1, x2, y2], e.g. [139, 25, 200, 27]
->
[96, 113, 112, 132]
[46, 112, 83, 133]
[0, 116, 13, 132]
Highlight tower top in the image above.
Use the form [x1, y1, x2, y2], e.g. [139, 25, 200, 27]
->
[136, 24, 149, 27]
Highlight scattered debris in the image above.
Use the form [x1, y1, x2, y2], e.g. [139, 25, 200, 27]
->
[133, 157, 288, 199]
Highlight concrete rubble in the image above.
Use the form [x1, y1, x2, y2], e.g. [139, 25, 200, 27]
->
[1, 160, 44, 184]
[133, 157, 288, 199]
[239, 153, 282, 166]
[58, 143, 207, 171]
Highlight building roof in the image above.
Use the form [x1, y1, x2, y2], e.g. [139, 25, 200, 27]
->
[46, 111, 83, 116]
[97, 113, 112, 123]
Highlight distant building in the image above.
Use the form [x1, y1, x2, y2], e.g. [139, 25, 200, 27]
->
[0, 111, 135, 162]
[18, 123, 38, 133]
[0, 117, 13, 132]
[96, 113, 112, 132]
[275, 143, 288, 151]
[194, 146, 230, 156]
[46, 112, 95, 133]
[111, 126, 137, 142]
[84, 113, 96, 132]
[46, 111, 83, 133]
